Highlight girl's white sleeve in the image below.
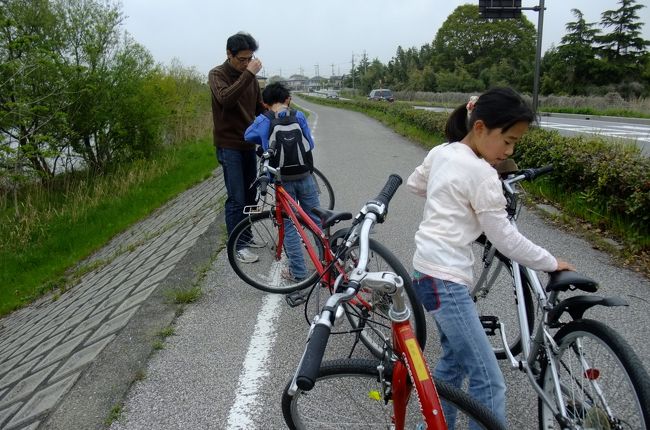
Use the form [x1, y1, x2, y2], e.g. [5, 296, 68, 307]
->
[406, 154, 432, 197]
[477, 210, 558, 272]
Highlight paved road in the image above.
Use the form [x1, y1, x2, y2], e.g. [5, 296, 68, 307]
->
[1, 97, 648, 430]
[539, 115, 650, 155]
[109, 97, 650, 429]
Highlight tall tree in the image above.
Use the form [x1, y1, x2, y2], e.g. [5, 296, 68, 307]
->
[56, 0, 125, 170]
[431, 5, 536, 91]
[541, 9, 604, 94]
[595, 0, 649, 85]
[597, 0, 648, 60]
[0, 0, 69, 180]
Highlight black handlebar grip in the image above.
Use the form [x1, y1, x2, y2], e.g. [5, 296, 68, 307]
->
[374, 174, 403, 207]
[258, 176, 269, 196]
[523, 165, 553, 181]
[296, 324, 331, 391]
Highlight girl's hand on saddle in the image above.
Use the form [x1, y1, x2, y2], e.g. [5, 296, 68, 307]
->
[556, 259, 575, 271]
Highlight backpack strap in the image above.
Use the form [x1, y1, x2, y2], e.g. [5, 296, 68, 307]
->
[263, 110, 276, 121]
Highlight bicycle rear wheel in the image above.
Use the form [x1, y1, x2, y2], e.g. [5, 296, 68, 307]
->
[312, 167, 335, 210]
[538, 319, 650, 429]
[470, 238, 535, 359]
[330, 230, 426, 357]
[227, 211, 322, 293]
[282, 358, 505, 430]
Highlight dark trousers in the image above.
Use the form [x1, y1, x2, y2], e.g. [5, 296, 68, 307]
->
[216, 147, 258, 237]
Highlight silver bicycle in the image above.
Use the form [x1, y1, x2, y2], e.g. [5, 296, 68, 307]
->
[470, 165, 650, 429]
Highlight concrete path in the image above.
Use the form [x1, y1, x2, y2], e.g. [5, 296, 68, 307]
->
[0, 170, 226, 430]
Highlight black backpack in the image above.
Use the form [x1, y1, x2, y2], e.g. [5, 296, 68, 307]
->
[264, 109, 313, 180]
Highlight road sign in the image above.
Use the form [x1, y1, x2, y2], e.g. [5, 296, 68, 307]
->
[479, 0, 522, 19]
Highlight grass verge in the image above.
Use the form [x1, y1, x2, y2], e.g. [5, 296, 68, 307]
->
[0, 137, 217, 317]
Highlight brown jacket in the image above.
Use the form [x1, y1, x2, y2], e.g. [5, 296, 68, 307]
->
[208, 60, 264, 150]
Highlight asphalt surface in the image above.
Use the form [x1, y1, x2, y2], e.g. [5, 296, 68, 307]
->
[1, 97, 649, 430]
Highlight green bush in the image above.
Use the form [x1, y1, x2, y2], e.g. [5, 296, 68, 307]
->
[515, 128, 650, 238]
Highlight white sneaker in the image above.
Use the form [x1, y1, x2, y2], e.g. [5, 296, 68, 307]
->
[236, 248, 259, 263]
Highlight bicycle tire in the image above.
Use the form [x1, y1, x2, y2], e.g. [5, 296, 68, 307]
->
[338, 238, 426, 357]
[312, 167, 335, 210]
[470, 238, 535, 359]
[538, 319, 650, 429]
[282, 358, 505, 430]
[227, 211, 322, 293]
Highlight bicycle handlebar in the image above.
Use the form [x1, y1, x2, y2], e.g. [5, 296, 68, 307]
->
[374, 174, 403, 208]
[502, 165, 553, 198]
[520, 165, 553, 181]
[295, 323, 333, 390]
[258, 175, 269, 196]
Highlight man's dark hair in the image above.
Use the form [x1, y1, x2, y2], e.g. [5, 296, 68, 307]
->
[226, 32, 258, 55]
[262, 82, 291, 105]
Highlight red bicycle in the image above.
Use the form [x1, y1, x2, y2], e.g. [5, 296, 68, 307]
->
[226, 151, 426, 358]
[282, 175, 505, 430]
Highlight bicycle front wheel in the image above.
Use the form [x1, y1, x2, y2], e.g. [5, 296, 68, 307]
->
[332, 234, 426, 357]
[312, 167, 335, 210]
[470, 238, 535, 359]
[282, 358, 504, 430]
[227, 211, 322, 293]
[538, 319, 650, 429]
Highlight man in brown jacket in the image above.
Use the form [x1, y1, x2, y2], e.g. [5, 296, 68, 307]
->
[209, 32, 265, 263]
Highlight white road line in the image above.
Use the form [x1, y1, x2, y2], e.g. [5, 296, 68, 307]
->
[226, 293, 283, 429]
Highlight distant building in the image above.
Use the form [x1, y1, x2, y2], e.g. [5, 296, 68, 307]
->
[284, 75, 309, 91]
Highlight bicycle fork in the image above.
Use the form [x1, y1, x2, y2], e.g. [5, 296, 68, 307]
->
[391, 320, 447, 430]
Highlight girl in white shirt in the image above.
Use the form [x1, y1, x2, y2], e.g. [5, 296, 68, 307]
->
[407, 87, 573, 428]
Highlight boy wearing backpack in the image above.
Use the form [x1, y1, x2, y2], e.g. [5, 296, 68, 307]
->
[244, 82, 320, 281]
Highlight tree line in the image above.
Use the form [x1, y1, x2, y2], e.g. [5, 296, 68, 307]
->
[0, 0, 210, 188]
[345, 0, 649, 98]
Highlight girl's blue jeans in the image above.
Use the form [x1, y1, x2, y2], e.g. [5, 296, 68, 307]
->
[412, 273, 507, 429]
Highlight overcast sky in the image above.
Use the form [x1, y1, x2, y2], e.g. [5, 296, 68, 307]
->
[119, 0, 650, 79]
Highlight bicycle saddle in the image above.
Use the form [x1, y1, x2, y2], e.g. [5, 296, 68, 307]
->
[546, 271, 598, 293]
[311, 207, 353, 229]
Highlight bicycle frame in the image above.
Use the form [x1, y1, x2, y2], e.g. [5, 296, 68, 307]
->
[473, 170, 623, 423]
[256, 167, 380, 313]
[272, 183, 331, 276]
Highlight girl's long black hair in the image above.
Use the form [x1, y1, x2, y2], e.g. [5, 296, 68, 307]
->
[445, 87, 534, 143]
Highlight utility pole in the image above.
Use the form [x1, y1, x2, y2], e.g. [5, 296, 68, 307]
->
[478, 0, 545, 119]
[351, 53, 355, 90]
[531, 0, 545, 119]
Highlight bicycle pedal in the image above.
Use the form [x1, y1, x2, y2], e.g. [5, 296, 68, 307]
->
[285, 291, 308, 307]
[480, 316, 499, 336]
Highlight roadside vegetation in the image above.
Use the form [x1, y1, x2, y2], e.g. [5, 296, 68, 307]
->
[0, 0, 214, 317]
[0, 138, 216, 316]
[301, 95, 650, 275]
